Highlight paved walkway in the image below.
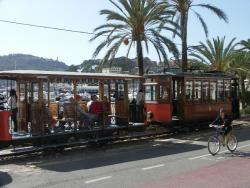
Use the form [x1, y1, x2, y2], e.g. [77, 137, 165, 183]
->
[141, 157, 250, 188]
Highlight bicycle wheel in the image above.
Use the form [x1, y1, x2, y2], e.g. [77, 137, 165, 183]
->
[227, 135, 237, 152]
[208, 136, 220, 155]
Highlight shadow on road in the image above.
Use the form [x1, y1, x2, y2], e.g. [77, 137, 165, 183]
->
[35, 141, 205, 172]
[0, 171, 12, 187]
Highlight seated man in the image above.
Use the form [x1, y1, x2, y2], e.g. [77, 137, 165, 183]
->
[89, 95, 103, 122]
[75, 95, 99, 129]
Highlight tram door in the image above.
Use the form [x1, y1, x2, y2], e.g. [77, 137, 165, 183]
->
[172, 77, 184, 119]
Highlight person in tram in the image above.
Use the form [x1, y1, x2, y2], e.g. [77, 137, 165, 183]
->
[89, 95, 103, 123]
[75, 95, 99, 128]
[209, 108, 233, 145]
[136, 89, 145, 122]
[7, 89, 18, 132]
[87, 95, 94, 112]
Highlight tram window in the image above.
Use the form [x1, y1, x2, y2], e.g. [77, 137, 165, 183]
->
[118, 84, 124, 100]
[194, 81, 201, 102]
[217, 80, 224, 102]
[210, 81, 217, 102]
[185, 80, 193, 102]
[202, 81, 209, 102]
[225, 80, 231, 101]
[145, 85, 156, 101]
[160, 85, 169, 102]
[19, 83, 26, 101]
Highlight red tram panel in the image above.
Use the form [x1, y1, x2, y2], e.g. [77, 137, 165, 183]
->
[145, 103, 172, 123]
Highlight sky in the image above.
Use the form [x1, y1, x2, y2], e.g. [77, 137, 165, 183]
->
[0, 0, 249, 66]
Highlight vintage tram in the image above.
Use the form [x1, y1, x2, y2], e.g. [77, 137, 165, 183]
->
[0, 69, 239, 151]
[144, 71, 239, 127]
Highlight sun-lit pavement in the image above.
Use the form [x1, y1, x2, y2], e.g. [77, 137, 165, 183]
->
[1, 119, 250, 188]
[141, 157, 250, 188]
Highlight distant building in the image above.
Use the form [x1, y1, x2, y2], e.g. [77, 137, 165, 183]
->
[102, 67, 122, 73]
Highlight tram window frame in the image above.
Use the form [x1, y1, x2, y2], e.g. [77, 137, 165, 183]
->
[19, 83, 26, 102]
[194, 80, 202, 103]
[210, 80, 217, 102]
[185, 80, 193, 103]
[145, 84, 156, 101]
[217, 79, 224, 102]
[202, 80, 210, 103]
[224, 79, 231, 102]
[159, 84, 170, 102]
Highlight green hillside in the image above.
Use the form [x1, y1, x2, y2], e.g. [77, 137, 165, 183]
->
[0, 54, 68, 71]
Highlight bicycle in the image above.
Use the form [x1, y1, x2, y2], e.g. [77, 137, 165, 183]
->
[208, 124, 238, 155]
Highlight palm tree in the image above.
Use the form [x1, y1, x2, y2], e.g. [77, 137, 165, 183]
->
[167, 0, 228, 71]
[238, 39, 250, 51]
[190, 36, 236, 71]
[90, 0, 179, 77]
[227, 51, 250, 108]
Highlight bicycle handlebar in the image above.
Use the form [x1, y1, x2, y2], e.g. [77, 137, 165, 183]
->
[209, 124, 224, 128]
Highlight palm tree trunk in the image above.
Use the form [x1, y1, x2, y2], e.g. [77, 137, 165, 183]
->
[136, 39, 144, 89]
[136, 39, 144, 76]
[181, 11, 188, 72]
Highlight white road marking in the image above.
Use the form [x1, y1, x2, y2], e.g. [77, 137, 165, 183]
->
[85, 176, 112, 184]
[142, 164, 165, 170]
[189, 143, 250, 160]
[155, 138, 206, 146]
[152, 143, 161, 147]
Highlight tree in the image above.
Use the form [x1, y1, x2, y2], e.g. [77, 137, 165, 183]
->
[190, 36, 236, 71]
[227, 51, 250, 108]
[90, 0, 179, 77]
[239, 39, 250, 51]
[167, 0, 228, 71]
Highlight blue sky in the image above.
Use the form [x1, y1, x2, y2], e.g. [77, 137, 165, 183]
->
[0, 0, 249, 66]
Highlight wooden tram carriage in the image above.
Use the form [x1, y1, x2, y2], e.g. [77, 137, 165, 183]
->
[0, 70, 239, 149]
[144, 71, 239, 126]
[0, 70, 142, 148]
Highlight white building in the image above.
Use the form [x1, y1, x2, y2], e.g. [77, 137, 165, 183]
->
[102, 67, 122, 73]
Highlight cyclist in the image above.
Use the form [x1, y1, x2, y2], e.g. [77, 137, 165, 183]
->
[209, 108, 233, 145]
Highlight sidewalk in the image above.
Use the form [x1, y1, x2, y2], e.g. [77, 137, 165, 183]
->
[232, 115, 250, 127]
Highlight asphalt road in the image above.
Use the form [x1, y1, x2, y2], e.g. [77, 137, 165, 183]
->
[1, 123, 250, 188]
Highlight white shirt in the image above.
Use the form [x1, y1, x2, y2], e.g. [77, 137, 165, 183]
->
[87, 100, 93, 112]
[136, 91, 144, 105]
[7, 96, 17, 109]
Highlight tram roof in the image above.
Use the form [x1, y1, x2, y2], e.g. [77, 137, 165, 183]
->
[0, 70, 142, 80]
[145, 71, 236, 79]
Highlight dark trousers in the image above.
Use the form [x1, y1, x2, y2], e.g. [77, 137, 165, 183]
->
[11, 108, 18, 132]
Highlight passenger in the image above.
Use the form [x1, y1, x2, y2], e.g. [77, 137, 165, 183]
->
[89, 95, 102, 115]
[210, 108, 233, 144]
[136, 89, 144, 105]
[75, 95, 98, 128]
[7, 89, 18, 132]
[136, 89, 144, 122]
[88, 95, 103, 124]
[87, 95, 94, 112]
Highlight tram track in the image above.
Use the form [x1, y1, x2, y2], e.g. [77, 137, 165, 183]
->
[0, 127, 174, 160]
[0, 122, 244, 161]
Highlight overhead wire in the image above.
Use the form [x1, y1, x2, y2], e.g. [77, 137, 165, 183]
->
[0, 19, 199, 48]
[0, 19, 98, 36]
